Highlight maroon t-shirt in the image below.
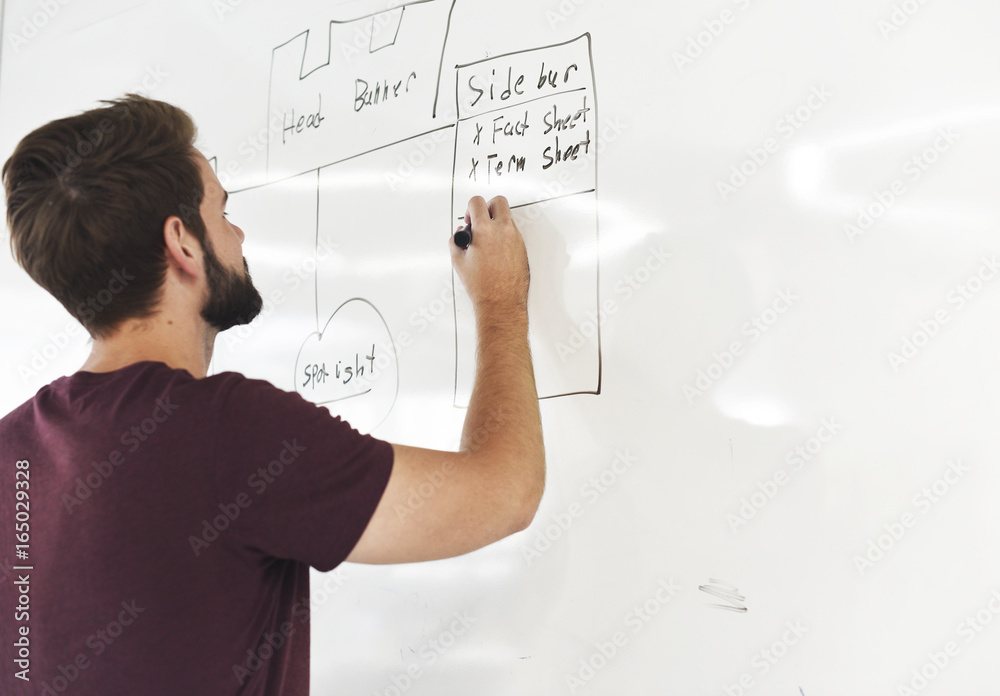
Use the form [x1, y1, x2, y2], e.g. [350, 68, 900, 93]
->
[0, 360, 393, 695]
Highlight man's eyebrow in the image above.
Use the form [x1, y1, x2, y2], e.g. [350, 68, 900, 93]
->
[222, 190, 229, 206]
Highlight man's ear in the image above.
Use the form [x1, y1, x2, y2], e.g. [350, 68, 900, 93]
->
[163, 215, 202, 279]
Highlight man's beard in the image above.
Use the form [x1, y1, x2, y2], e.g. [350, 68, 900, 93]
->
[200, 236, 263, 332]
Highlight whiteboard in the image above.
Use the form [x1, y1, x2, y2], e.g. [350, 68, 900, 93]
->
[3, 0, 1000, 693]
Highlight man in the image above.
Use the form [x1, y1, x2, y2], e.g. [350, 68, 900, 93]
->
[0, 94, 544, 694]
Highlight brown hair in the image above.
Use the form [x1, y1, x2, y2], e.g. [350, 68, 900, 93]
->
[3, 93, 207, 339]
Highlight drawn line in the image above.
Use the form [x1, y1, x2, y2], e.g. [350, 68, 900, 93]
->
[584, 32, 602, 397]
[236, 123, 457, 195]
[0, 0, 4, 106]
[65, 2, 144, 35]
[704, 604, 748, 613]
[327, 0, 434, 27]
[319, 123, 456, 171]
[316, 389, 372, 405]
[369, 5, 405, 54]
[458, 86, 587, 122]
[314, 168, 320, 334]
[450, 89, 461, 405]
[453, 188, 597, 221]
[433, 0, 459, 118]
[454, 33, 595, 70]
[271, 0, 439, 81]
[453, 390, 599, 409]
[699, 585, 744, 601]
[512, 187, 596, 211]
[540, 390, 599, 400]
[698, 579, 748, 613]
[266, 37, 276, 177]
[698, 578, 740, 592]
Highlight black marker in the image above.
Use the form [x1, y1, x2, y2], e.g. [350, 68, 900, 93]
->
[453, 223, 472, 249]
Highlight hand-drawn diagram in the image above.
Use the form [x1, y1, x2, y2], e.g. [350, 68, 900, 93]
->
[266, 0, 456, 179]
[294, 298, 399, 433]
[452, 36, 600, 405]
[224, 0, 602, 429]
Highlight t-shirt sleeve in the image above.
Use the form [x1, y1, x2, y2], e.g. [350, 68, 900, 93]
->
[207, 372, 394, 572]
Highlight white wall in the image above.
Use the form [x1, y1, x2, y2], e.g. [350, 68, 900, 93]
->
[3, 0, 1000, 692]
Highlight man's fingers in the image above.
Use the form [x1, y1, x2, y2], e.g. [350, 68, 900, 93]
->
[466, 195, 489, 227]
[486, 195, 511, 222]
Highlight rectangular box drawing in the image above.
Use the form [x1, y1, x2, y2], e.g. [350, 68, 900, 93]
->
[266, 0, 455, 180]
[451, 34, 601, 404]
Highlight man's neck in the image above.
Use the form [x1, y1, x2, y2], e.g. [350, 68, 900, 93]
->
[79, 320, 216, 379]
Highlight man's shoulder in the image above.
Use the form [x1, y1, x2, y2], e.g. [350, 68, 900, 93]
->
[0, 360, 323, 445]
[0, 361, 290, 423]
[200, 367, 306, 405]
[111, 360, 291, 402]
[191, 367, 338, 434]
[0, 396, 33, 432]
[0, 370, 70, 430]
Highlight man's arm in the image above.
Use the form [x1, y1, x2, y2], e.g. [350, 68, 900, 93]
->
[345, 195, 545, 564]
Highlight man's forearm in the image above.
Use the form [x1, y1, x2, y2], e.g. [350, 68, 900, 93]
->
[461, 306, 545, 520]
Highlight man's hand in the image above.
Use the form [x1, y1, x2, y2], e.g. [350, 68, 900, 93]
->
[450, 195, 529, 321]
